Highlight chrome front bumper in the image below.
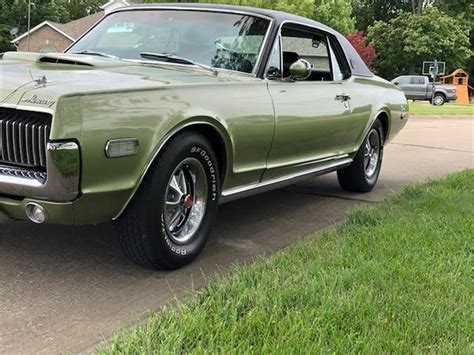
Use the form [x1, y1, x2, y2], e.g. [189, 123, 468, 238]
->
[0, 141, 80, 201]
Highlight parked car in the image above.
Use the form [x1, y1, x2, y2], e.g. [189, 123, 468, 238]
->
[391, 75, 457, 105]
[0, 4, 408, 269]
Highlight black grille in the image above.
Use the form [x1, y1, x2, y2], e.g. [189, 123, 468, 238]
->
[0, 107, 51, 170]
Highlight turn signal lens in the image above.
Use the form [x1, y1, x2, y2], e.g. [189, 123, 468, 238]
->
[105, 138, 139, 158]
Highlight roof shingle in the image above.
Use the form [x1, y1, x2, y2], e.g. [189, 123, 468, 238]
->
[57, 11, 104, 39]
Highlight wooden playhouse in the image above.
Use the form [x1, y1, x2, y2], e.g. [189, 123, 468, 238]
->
[438, 68, 471, 104]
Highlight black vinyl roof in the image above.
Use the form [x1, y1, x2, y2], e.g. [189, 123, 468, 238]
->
[119, 3, 374, 77]
[130, 3, 333, 30]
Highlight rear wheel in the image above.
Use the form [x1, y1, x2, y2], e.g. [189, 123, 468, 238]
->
[116, 132, 220, 270]
[337, 119, 384, 192]
[432, 93, 445, 106]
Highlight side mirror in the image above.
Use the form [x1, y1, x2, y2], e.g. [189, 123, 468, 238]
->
[289, 59, 312, 81]
[394, 81, 400, 85]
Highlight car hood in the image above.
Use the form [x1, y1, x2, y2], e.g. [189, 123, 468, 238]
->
[0, 52, 252, 110]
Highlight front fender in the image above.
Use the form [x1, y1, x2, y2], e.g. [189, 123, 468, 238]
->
[67, 89, 234, 223]
[111, 116, 234, 220]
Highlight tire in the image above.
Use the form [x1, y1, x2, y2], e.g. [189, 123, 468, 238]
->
[116, 132, 220, 270]
[432, 93, 445, 106]
[337, 119, 384, 193]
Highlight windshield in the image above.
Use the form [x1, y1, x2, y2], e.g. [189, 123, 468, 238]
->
[67, 10, 271, 74]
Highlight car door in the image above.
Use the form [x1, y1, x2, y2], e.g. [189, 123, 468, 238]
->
[395, 76, 413, 98]
[264, 23, 352, 181]
[409, 76, 428, 99]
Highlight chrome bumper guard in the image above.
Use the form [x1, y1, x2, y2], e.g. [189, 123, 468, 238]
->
[0, 142, 80, 201]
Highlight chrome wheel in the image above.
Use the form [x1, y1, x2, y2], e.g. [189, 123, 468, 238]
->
[364, 128, 380, 179]
[164, 158, 207, 244]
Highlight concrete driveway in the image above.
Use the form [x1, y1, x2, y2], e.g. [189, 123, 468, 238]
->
[0, 116, 472, 354]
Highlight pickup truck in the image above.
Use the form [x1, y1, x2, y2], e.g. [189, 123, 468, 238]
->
[391, 75, 457, 106]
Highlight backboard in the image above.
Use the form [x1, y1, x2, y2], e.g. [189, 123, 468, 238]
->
[422, 61, 446, 76]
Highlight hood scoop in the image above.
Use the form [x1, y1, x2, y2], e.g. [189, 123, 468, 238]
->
[1, 52, 131, 69]
[38, 56, 93, 67]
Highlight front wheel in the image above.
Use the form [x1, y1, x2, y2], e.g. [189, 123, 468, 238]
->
[432, 93, 445, 106]
[116, 132, 220, 270]
[337, 119, 384, 192]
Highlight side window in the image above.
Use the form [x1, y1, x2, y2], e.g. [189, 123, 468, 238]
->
[410, 77, 424, 85]
[398, 77, 410, 85]
[265, 36, 282, 78]
[329, 41, 343, 81]
[280, 24, 339, 81]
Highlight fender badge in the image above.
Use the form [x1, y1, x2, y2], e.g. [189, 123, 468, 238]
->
[21, 94, 56, 108]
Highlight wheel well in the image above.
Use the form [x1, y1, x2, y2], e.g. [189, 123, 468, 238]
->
[434, 91, 446, 98]
[180, 124, 228, 185]
[377, 112, 390, 142]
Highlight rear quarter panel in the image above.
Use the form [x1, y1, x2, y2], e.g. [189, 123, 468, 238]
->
[343, 75, 407, 151]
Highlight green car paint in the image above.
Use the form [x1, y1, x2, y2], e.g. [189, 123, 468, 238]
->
[0, 7, 407, 225]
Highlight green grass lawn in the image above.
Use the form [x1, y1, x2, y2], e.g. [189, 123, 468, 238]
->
[101, 170, 474, 354]
[409, 101, 473, 116]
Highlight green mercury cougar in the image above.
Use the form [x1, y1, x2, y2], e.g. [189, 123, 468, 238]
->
[0, 4, 408, 269]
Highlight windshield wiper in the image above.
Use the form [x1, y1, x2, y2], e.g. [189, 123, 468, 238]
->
[70, 50, 120, 60]
[139, 52, 218, 76]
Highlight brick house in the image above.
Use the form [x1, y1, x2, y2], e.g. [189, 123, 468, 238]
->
[11, 0, 131, 53]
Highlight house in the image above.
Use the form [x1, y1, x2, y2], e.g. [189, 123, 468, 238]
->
[11, 0, 132, 53]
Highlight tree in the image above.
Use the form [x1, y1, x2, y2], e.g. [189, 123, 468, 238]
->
[0, 0, 105, 53]
[434, 0, 474, 85]
[313, 0, 355, 34]
[187, 0, 314, 18]
[367, 7, 471, 79]
[410, 0, 436, 16]
[64, 0, 105, 21]
[346, 31, 377, 72]
[352, 0, 411, 31]
[201, 0, 354, 33]
[0, 0, 24, 52]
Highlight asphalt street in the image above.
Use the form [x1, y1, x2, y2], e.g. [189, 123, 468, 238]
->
[0, 116, 472, 354]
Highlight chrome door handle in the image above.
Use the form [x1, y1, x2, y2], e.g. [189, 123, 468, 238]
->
[335, 94, 351, 101]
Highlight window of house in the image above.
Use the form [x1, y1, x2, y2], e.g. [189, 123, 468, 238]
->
[39, 46, 57, 53]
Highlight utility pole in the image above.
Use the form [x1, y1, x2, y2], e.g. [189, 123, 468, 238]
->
[431, 59, 438, 104]
[27, 0, 32, 51]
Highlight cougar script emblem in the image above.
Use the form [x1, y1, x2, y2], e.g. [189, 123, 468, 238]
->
[21, 95, 55, 108]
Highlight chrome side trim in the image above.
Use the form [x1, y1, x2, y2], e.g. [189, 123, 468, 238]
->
[219, 157, 352, 203]
[0, 141, 80, 201]
[267, 153, 349, 170]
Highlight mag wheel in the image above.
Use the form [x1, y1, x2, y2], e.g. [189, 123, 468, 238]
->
[363, 128, 381, 181]
[337, 119, 384, 192]
[163, 158, 208, 245]
[117, 132, 220, 270]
